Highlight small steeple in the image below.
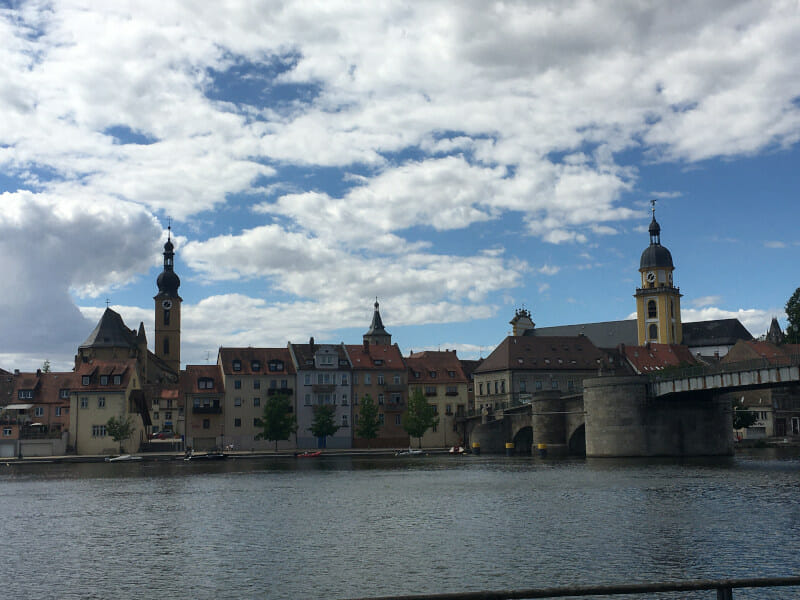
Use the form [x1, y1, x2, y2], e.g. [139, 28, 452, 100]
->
[363, 298, 391, 345]
[648, 199, 661, 245]
[156, 223, 181, 297]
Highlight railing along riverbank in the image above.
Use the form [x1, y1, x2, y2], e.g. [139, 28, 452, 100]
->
[647, 353, 800, 383]
[346, 575, 800, 600]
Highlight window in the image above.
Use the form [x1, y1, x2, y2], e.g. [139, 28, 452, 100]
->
[568, 379, 575, 391]
[391, 393, 401, 404]
[34, 407, 44, 417]
[448, 370, 455, 378]
[55, 407, 62, 416]
[234, 397, 242, 407]
[649, 324, 658, 340]
[60, 389, 70, 399]
[551, 379, 559, 389]
[152, 425, 159, 433]
[198, 378, 214, 389]
[98, 397, 106, 408]
[305, 394, 311, 406]
[113, 375, 121, 385]
[341, 394, 348, 406]
[281, 379, 288, 389]
[446, 385, 457, 395]
[519, 379, 527, 393]
[100, 375, 109, 385]
[304, 374, 311, 385]
[270, 379, 277, 389]
[253, 397, 260, 407]
[445, 404, 452, 415]
[251, 360, 261, 371]
[378, 414, 385, 425]
[479, 383, 484, 395]
[494, 381, 499, 394]
[395, 414, 401, 425]
[341, 375, 348, 386]
[377, 375, 385, 385]
[82, 376, 90, 386]
[80, 397, 88, 409]
[163, 338, 170, 355]
[234, 418, 242, 427]
[413, 371, 420, 379]
[254, 418, 260, 427]
[233, 360, 241, 372]
[202, 419, 210, 429]
[365, 374, 371, 385]
[647, 300, 657, 319]
[268, 360, 284, 372]
[342, 415, 348, 427]
[500, 380, 505, 393]
[254, 379, 261, 389]
[374, 359, 383, 366]
[354, 414, 359, 426]
[378, 394, 384, 405]
[234, 380, 242, 390]
[163, 309, 170, 326]
[425, 386, 436, 396]
[154, 412, 159, 420]
[18, 390, 33, 399]
[535, 380, 543, 390]
[429, 371, 437, 378]
[319, 354, 334, 365]
[164, 411, 172, 420]
[153, 399, 159, 408]
[393, 374, 401, 385]
[3, 428, 11, 437]
[92, 425, 107, 437]
[432, 422, 438, 433]
[353, 374, 358, 385]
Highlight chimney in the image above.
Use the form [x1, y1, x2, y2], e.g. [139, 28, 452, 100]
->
[36, 369, 41, 376]
[309, 337, 315, 354]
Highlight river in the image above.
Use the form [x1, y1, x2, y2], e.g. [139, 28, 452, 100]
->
[1, 450, 799, 599]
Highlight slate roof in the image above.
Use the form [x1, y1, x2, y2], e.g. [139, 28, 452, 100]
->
[622, 343, 698, 374]
[289, 343, 351, 370]
[74, 359, 135, 391]
[405, 351, 467, 384]
[364, 301, 390, 337]
[682, 319, 753, 347]
[345, 343, 405, 371]
[525, 320, 639, 349]
[79, 308, 140, 350]
[475, 336, 605, 374]
[183, 364, 225, 394]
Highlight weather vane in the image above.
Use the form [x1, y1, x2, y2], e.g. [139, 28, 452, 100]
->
[105, 298, 110, 308]
[650, 198, 657, 216]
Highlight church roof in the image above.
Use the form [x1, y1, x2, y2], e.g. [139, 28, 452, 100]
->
[525, 320, 639, 348]
[475, 335, 605, 374]
[79, 308, 139, 350]
[682, 319, 753, 348]
[640, 243, 674, 269]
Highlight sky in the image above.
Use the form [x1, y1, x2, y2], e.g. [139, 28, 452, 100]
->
[1, 0, 799, 372]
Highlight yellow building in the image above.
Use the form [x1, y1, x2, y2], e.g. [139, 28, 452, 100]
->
[635, 205, 682, 345]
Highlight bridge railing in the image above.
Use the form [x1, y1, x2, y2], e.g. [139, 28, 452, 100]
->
[646, 352, 800, 384]
[345, 575, 800, 600]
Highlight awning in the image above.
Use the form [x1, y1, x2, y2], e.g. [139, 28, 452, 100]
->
[4, 404, 34, 410]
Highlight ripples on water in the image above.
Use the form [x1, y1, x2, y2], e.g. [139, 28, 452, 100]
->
[1, 450, 799, 599]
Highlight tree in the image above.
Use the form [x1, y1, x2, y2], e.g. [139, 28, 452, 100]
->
[255, 394, 298, 451]
[41, 360, 51, 373]
[106, 415, 135, 453]
[308, 404, 340, 448]
[732, 400, 758, 431]
[355, 394, 380, 447]
[402, 388, 438, 448]
[786, 287, 800, 343]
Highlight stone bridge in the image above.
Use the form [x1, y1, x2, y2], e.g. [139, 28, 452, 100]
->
[466, 357, 800, 458]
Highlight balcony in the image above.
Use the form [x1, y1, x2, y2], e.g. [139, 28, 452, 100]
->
[445, 390, 459, 396]
[267, 388, 293, 397]
[383, 401, 406, 412]
[193, 405, 222, 414]
[312, 383, 335, 393]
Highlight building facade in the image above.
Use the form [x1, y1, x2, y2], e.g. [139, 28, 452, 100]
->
[184, 364, 226, 451]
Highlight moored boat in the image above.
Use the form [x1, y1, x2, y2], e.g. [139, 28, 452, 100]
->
[105, 454, 142, 462]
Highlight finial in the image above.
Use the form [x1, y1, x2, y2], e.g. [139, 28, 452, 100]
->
[374, 296, 379, 309]
[167, 217, 172, 241]
[105, 298, 110, 308]
[650, 198, 657, 217]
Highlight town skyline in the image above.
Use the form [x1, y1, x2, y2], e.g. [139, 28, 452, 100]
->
[1, 2, 799, 371]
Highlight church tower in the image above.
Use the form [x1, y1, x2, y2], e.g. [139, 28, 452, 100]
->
[635, 202, 682, 345]
[154, 226, 182, 374]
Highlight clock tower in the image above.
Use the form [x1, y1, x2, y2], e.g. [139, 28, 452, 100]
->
[635, 202, 682, 345]
[154, 227, 182, 374]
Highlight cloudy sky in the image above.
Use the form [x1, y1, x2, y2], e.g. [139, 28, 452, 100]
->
[2, 0, 799, 372]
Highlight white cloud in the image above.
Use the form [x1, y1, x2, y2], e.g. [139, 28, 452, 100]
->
[538, 265, 560, 276]
[682, 306, 783, 338]
[691, 296, 723, 308]
[764, 241, 787, 248]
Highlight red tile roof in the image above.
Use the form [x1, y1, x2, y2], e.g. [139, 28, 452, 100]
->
[622, 343, 698, 373]
[345, 344, 405, 370]
[405, 350, 467, 383]
[475, 336, 605, 374]
[218, 347, 295, 375]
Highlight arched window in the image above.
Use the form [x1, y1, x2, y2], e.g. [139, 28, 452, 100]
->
[163, 338, 170, 355]
[670, 299, 674, 318]
[163, 309, 170, 326]
[647, 300, 657, 319]
[648, 324, 658, 340]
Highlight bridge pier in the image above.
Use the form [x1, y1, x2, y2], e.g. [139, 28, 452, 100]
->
[532, 391, 568, 457]
[584, 375, 733, 457]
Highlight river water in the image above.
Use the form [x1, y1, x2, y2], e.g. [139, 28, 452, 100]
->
[1, 450, 799, 600]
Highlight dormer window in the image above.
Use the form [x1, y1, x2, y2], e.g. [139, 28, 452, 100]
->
[18, 390, 33, 399]
[268, 360, 283, 372]
[448, 370, 455, 378]
[100, 375, 109, 385]
[374, 359, 383, 366]
[113, 375, 122, 385]
[198, 377, 214, 389]
[429, 371, 437, 378]
[232, 360, 241, 372]
[251, 360, 261, 371]
[82, 375, 90, 386]
[59, 389, 70, 399]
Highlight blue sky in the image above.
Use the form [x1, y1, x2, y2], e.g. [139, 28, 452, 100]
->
[1, 1, 798, 371]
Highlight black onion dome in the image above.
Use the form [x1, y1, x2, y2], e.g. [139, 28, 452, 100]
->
[157, 269, 180, 295]
[164, 238, 174, 252]
[640, 245, 673, 269]
[648, 217, 660, 237]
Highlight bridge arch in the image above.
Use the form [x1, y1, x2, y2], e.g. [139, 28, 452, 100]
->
[512, 426, 533, 455]
[568, 424, 585, 456]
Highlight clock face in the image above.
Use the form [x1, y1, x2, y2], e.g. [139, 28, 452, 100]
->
[162, 299, 173, 310]
[646, 271, 656, 283]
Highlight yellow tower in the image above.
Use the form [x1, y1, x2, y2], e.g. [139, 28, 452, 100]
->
[635, 202, 682, 345]
[154, 227, 182, 374]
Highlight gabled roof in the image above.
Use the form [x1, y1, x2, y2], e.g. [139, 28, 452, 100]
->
[344, 343, 405, 371]
[12, 371, 76, 405]
[74, 359, 136, 391]
[79, 308, 140, 350]
[289, 343, 350, 370]
[405, 350, 467, 383]
[475, 335, 605, 374]
[721, 340, 793, 365]
[621, 343, 698, 374]
[218, 347, 295, 376]
[682, 319, 753, 347]
[459, 359, 483, 379]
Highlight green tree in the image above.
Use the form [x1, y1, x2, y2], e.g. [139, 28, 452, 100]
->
[402, 388, 438, 448]
[355, 394, 380, 447]
[41, 360, 51, 373]
[255, 394, 298, 451]
[106, 415, 135, 453]
[732, 400, 758, 431]
[309, 404, 340, 448]
[786, 287, 800, 343]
